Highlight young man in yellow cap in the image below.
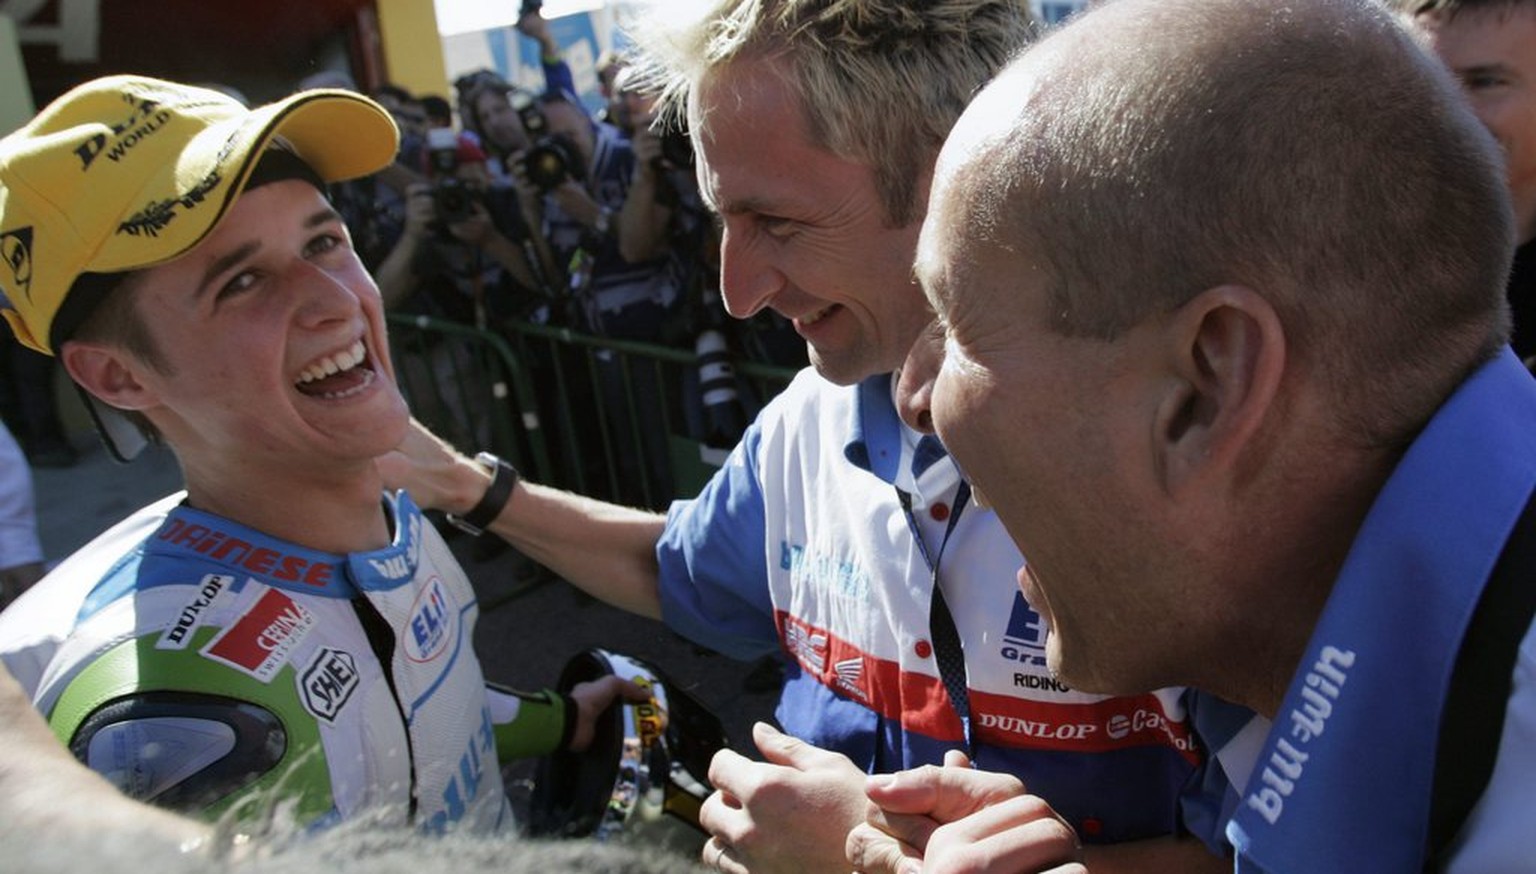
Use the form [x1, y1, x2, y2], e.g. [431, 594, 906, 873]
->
[0, 75, 636, 834]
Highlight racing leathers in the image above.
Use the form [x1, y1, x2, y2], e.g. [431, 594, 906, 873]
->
[0, 490, 571, 833]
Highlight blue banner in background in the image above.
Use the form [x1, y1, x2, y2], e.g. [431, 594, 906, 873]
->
[487, 28, 515, 87]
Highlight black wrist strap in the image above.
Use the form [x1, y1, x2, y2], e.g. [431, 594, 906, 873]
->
[448, 452, 519, 537]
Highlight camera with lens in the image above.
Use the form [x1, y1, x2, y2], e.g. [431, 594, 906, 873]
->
[510, 90, 583, 192]
[432, 179, 479, 224]
[523, 136, 583, 191]
[425, 127, 480, 225]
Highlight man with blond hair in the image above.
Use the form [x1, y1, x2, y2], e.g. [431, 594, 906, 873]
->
[385, 0, 1238, 869]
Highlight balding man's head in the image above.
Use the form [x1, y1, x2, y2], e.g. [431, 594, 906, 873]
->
[910, 0, 1521, 704]
[932, 0, 1512, 446]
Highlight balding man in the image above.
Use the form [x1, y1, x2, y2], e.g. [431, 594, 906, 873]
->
[854, 0, 1533, 871]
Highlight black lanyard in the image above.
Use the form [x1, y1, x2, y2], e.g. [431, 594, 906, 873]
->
[897, 479, 974, 756]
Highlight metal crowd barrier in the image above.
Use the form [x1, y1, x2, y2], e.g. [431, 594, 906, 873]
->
[386, 313, 552, 484]
[386, 313, 800, 509]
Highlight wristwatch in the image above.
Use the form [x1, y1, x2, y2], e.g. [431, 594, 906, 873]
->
[446, 452, 520, 537]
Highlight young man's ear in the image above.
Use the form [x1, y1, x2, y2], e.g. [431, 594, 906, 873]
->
[58, 341, 159, 413]
[1153, 284, 1286, 497]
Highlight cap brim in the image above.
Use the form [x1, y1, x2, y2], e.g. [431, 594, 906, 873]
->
[253, 89, 400, 187]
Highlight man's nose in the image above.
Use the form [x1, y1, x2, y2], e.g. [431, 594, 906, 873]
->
[717, 223, 780, 319]
[288, 258, 362, 326]
[896, 323, 944, 433]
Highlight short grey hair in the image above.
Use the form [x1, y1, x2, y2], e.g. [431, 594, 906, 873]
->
[957, 0, 1512, 447]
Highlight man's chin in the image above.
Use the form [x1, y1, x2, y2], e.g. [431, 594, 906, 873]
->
[1048, 655, 1098, 695]
[1042, 632, 1067, 677]
[1051, 650, 1150, 698]
[807, 348, 877, 387]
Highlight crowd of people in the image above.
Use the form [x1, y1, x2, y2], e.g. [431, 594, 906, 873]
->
[0, 0, 1532, 872]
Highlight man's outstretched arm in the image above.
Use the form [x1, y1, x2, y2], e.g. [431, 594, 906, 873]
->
[378, 419, 668, 619]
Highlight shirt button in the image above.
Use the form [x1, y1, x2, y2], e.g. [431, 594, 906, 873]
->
[915, 640, 933, 659]
[929, 502, 951, 522]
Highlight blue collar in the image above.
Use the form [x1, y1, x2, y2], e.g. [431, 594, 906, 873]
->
[1228, 348, 1536, 871]
[843, 373, 950, 485]
[139, 491, 430, 601]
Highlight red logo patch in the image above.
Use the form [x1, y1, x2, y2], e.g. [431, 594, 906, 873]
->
[201, 589, 316, 682]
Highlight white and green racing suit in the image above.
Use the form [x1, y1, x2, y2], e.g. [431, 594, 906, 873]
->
[0, 490, 570, 833]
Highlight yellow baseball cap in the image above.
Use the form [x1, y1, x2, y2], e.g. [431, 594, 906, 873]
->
[0, 74, 399, 355]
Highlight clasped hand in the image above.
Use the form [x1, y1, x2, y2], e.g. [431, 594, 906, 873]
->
[846, 750, 1085, 874]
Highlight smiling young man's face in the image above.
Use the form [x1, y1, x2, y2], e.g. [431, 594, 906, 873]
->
[107, 179, 409, 473]
[693, 58, 935, 386]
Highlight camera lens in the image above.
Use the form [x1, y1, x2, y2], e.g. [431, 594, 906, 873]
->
[432, 180, 474, 223]
[524, 137, 581, 191]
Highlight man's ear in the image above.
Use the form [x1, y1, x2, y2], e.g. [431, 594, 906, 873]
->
[1154, 284, 1285, 498]
[58, 341, 159, 413]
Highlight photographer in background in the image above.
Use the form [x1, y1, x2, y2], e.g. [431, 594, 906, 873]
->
[457, 6, 576, 186]
[524, 89, 696, 506]
[524, 91, 682, 331]
[610, 65, 704, 263]
[454, 6, 694, 506]
[516, 1, 576, 99]
[374, 130, 558, 455]
[375, 128, 556, 324]
[610, 70, 761, 453]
